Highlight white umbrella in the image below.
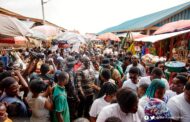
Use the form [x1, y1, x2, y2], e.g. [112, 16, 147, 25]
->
[0, 14, 47, 40]
[32, 25, 60, 37]
[0, 14, 32, 37]
[55, 31, 86, 44]
[54, 31, 87, 52]
[28, 30, 47, 41]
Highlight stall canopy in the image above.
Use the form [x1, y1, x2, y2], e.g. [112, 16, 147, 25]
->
[98, 32, 121, 42]
[117, 32, 148, 39]
[154, 20, 190, 35]
[135, 29, 190, 43]
[0, 14, 47, 40]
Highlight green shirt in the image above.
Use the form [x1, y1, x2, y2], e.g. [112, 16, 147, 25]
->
[52, 85, 70, 122]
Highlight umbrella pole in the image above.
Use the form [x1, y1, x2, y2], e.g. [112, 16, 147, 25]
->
[26, 37, 30, 48]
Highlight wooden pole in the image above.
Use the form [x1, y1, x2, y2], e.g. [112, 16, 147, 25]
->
[169, 37, 174, 60]
[159, 41, 162, 57]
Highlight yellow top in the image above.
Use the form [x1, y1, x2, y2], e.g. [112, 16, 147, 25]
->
[4, 118, 12, 122]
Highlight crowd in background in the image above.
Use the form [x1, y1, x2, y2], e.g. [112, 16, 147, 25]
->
[0, 45, 190, 122]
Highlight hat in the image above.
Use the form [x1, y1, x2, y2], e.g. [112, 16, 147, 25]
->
[54, 70, 62, 83]
[106, 54, 112, 59]
[57, 56, 64, 61]
[101, 58, 110, 67]
[66, 56, 76, 65]
[132, 55, 139, 59]
[81, 56, 90, 62]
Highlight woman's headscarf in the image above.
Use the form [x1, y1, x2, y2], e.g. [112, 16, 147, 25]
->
[145, 79, 165, 98]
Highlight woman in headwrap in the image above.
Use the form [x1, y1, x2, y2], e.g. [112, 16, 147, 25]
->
[139, 79, 166, 108]
[144, 98, 171, 122]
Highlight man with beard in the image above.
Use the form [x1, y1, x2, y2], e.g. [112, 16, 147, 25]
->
[125, 55, 146, 77]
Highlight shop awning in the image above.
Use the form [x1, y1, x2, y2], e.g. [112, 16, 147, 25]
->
[135, 29, 190, 43]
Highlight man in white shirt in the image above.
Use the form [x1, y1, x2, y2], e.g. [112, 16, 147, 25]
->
[125, 55, 146, 77]
[139, 67, 169, 90]
[89, 82, 117, 122]
[96, 88, 145, 122]
[164, 75, 188, 103]
[167, 82, 190, 122]
[122, 67, 140, 91]
[89, 97, 110, 120]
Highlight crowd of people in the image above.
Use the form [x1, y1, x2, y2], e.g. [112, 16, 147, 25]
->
[0, 45, 189, 122]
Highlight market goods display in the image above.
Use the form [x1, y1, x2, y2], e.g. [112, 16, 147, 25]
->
[142, 54, 166, 65]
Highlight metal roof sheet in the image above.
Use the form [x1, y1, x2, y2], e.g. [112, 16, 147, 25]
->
[98, 1, 190, 34]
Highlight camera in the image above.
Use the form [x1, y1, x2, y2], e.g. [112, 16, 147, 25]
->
[30, 52, 45, 59]
[51, 39, 68, 45]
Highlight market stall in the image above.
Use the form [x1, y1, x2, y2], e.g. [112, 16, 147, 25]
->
[0, 36, 27, 47]
[135, 28, 190, 61]
[0, 14, 47, 48]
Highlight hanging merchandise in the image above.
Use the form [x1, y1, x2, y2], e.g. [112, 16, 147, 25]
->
[127, 42, 136, 54]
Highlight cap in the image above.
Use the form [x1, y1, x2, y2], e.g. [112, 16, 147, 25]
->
[101, 58, 110, 67]
[66, 56, 76, 65]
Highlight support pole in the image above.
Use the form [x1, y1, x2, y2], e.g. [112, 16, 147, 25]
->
[41, 0, 45, 24]
[169, 37, 174, 60]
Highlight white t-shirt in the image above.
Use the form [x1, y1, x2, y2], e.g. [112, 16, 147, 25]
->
[139, 76, 170, 90]
[125, 64, 146, 77]
[27, 92, 50, 122]
[139, 96, 149, 109]
[122, 79, 138, 91]
[89, 97, 110, 118]
[167, 93, 190, 122]
[96, 103, 145, 122]
[164, 90, 177, 103]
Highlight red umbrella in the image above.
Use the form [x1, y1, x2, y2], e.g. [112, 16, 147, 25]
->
[58, 43, 70, 48]
[154, 20, 190, 35]
[98, 32, 120, 42]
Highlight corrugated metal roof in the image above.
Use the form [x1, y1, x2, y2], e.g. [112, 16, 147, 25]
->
[98, 1, 190, 34]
